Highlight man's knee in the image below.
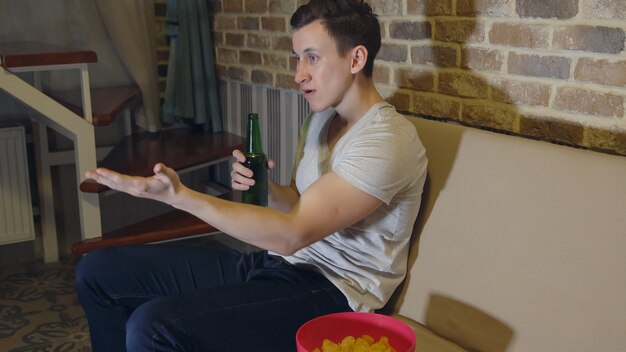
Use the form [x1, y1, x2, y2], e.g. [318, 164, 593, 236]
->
[74, 249, 112, 299]
[126, 299, 183, 351]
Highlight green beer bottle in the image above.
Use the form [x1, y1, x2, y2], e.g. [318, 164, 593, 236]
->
[241, 113, 268, 206]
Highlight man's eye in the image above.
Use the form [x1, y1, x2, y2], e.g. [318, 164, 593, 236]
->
[308, 55, 318, 63]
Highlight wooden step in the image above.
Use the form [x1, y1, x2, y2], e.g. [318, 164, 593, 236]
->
[71, 191, 239, 255]
[80, 128, 244, 193]
[1, 42, 136, 127]
[48, 85, 141, 126]
[0, 41, 97, 68]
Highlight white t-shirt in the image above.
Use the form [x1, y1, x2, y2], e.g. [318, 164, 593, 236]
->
[283, 102, 428, 312]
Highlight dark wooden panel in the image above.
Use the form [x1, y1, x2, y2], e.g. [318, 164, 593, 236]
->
[0, 41, 97, 68]
[48, 85, 141, 126]
[79, 129, 243, 193]
[71, 192, 238, 255]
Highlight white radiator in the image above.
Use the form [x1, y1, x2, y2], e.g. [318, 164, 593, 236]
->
[0, 126, 35, 245]
[220, 80, 310, 185]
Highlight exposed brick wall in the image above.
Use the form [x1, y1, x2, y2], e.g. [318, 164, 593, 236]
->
[208, 0, 626, 156]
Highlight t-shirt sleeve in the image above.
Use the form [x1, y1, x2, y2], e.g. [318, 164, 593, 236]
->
[332, 119, 425, 204]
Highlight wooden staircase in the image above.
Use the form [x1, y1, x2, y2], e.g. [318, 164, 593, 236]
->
[0, 41, 243, 260]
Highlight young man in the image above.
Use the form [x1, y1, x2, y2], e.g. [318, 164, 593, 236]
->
[75, 0, 427, 350]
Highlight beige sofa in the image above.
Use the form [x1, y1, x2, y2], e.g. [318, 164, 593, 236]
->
[384, 117, 626, 351]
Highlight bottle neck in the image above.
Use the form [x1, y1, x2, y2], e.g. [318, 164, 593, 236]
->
[246, 113, 264, 155]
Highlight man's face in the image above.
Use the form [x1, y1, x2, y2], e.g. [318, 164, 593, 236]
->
[292, 20, 354, 112]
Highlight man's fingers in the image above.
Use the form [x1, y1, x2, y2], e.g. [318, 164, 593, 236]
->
[232, 149, 246, 162]
[231, 170, 254, 188]
[231, 160, 253, 178]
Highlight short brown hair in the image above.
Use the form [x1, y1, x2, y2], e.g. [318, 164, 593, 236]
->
[290, 0, 381, 77]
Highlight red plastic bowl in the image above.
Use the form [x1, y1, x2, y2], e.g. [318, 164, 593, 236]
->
[296, 312, 416, 352]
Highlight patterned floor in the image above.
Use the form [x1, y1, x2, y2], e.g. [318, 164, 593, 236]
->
[0, 256, 92, 351]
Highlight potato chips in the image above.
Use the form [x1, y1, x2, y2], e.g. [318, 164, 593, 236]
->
[312, 334, 397, 352]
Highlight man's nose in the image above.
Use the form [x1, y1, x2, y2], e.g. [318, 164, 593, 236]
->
[294, 64, 310, 84]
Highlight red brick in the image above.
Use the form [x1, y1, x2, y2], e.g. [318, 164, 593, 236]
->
[519, 114, 584, 145]
[584, 0, 626, 20]
[516, 0, 579, 19]
[575, 58, 626, 87]
[369, 0, 403, 15]
[395, 68, 435, 91]
[611, 131, 626, 156]
[457, 0, 511, 16]
[263, 53, 289, 70]
[223, 0, 243, 13]
[238, 17, 260, 30]
[251, 69, 274, 85]
[245, 0, 267, 13]
[212, 31, 226, 48]
[228, 66, 249, 81]
[389, 21, 432, 40]
[247, 33, 271, 49]
[439, 71, 490, 99]
[272, 35, 292, 52]
[553, 26, 625, 54]
[261, 16, 286, 32]
[269, 0, 296, 14]
[491, 79, 551, 107]
[587, 126, 617, 152]
[462, 101, 517, 131]
[378, 43, 409, 63]
[489, 23, 551, 48]
[386, 91, 412, 112]
[412, 93, 461, 119]
[217, 48, 238, 64]
[508, 53, 571, 80]
[213, 32, 225, 47]
[434, 20, 486, 43]
[461, 47, 503, 72]
[215, 17, 237, 30]
[225, 33, 245, 47]
[412, 44, 458, 68]
[240, 50, 262, 65]
[554, 87, 624, 118]
[407, 0, 453, 15]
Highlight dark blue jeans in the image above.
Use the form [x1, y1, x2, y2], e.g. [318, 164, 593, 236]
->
[74, 242, 351, 352]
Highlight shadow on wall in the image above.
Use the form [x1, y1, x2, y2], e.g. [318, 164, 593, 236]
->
[381, 1, 518, 348]
[386, 0, 519, 267]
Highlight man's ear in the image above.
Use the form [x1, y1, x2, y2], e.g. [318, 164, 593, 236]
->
[350, 45, 368, 74]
